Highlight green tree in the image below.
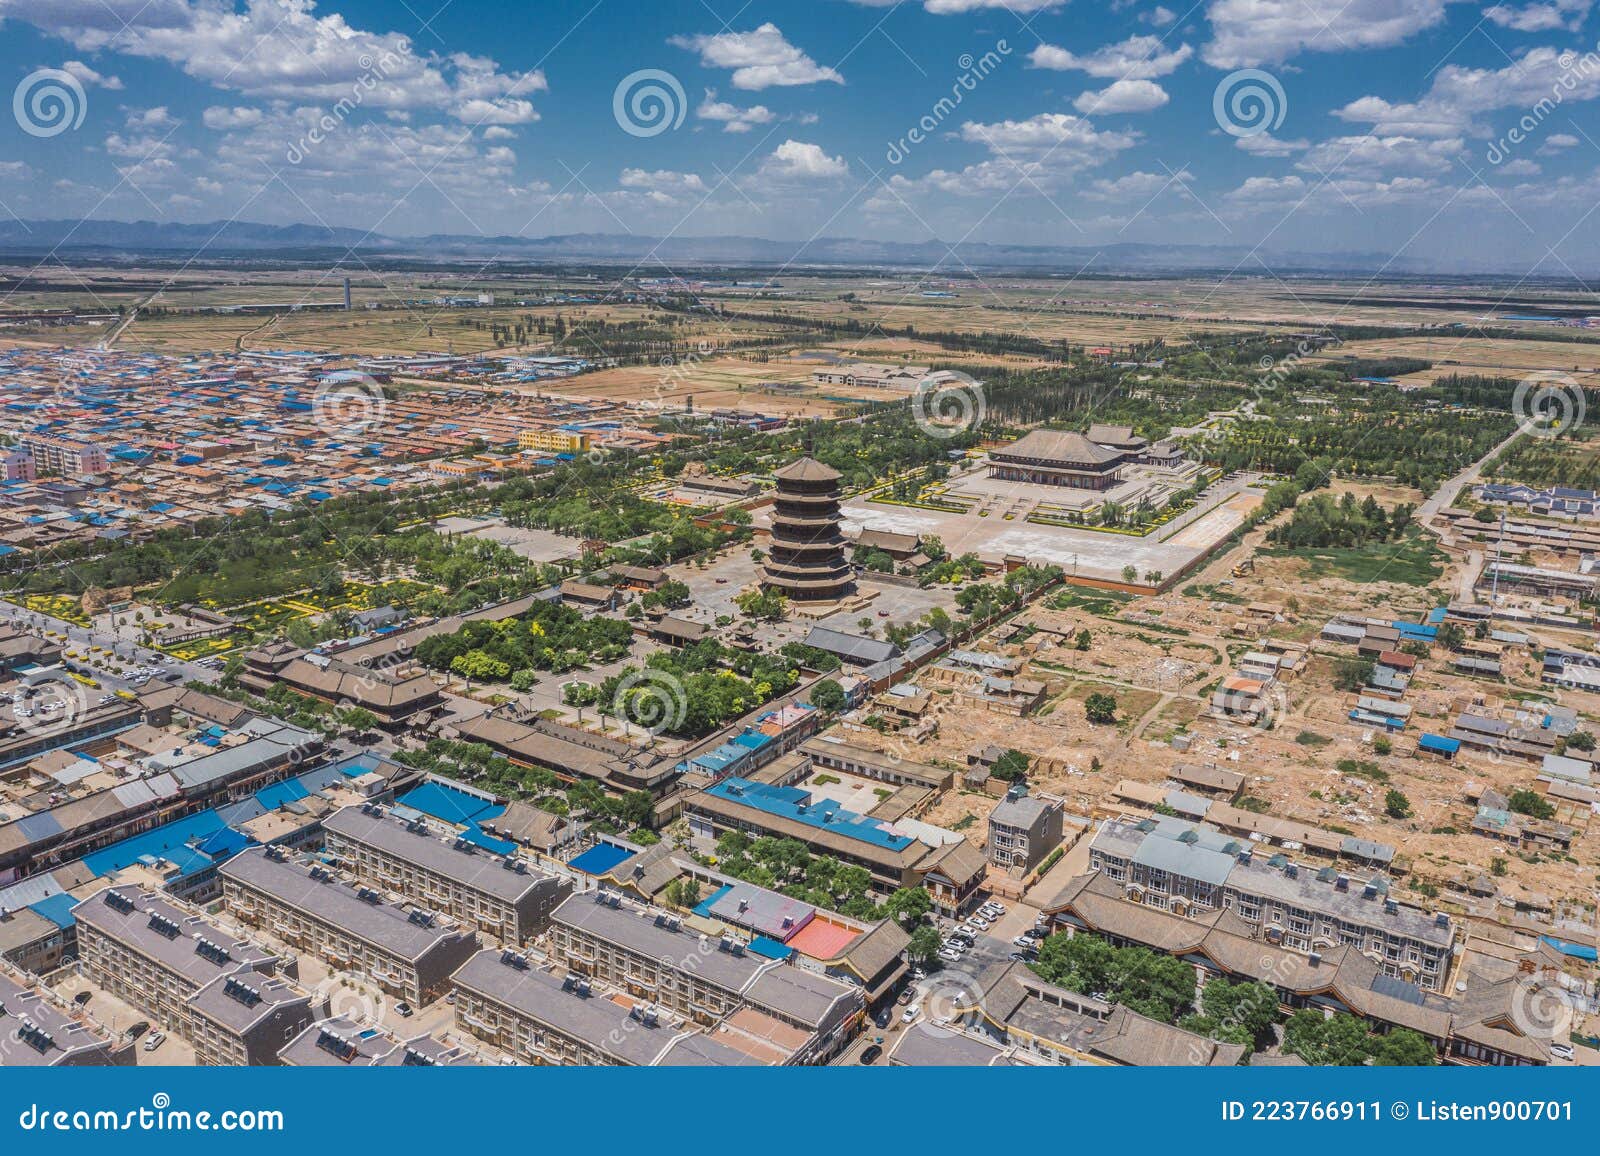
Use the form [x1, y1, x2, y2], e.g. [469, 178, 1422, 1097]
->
[908, 925, 943, 963]
[1084, 692, 1118, 725]
[1180, 978, 1280, 1049]
[1368, 1029, 1437, 1066]
[1074, 628, 1092, 651]
[809, 679, 847, 712]
[1564, 729, 1595, 752]
[1384, 789, 1412, 819]
[991, 748, 1031, 781]
[1282, 1009, 1373, 1065]
[884, 887, 932, 930]
[1507, 788, 1555, 820]
[1333, 657, 1375, 692]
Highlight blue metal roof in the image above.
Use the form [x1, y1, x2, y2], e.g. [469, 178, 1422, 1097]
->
[1419, 733, 1461, 754]
[706, 778, 916, 851]
[568, 843, 635, 876]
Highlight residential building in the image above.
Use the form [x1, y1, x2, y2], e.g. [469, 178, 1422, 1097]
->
[451, 950, 774, 1065]
[517, 428, 592, 454]
[279, 1015, 479, 1066]
[987, 786, 1065, 875]
[545, 891, 862, 1063]
[20, 436, 108, 478]
[0, 965, 134, 1066]
[72, 884, 316, 1065]
[1077, 817, 1456, 992]
[322, 803, 571, 943]
[219, 846, 479, 1004]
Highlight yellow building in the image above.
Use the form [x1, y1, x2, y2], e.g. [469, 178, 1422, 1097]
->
[518, 428, 591, 454]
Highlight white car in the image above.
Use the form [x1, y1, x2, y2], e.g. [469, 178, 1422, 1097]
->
[1550, 1043, 1575, 1061]
[982, 902, 1006, 916]
[901, 1005, 921, 1023]
[968, 917, 991, 930]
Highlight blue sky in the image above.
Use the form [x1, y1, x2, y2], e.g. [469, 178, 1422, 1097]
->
[1, 0, 1599, 269]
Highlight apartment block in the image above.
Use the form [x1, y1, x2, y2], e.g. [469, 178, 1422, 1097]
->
[987, 787, 1065, 875]
[219, 846, 480, 1004]
[279, 1014, 479, 1067]
[0, 965, 134, 1067]
[71, 885, 316, 1065]
[451, 949, 772, 1066]
[322, 803, 571, 943]
[20, 436, 108, 478]
[517, 428, 591, 454]
[546, 891, 862, 1064]
[1083, 817, 1455, 991]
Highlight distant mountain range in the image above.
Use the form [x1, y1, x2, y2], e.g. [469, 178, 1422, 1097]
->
[0, 216, 1477, 275]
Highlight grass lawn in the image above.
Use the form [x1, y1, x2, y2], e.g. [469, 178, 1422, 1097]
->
[1261, 530, 1445, 586]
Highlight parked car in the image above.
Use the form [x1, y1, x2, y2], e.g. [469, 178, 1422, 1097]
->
[859, 1044, 883, 1065]
[1551, 1043, 1575, 1061]
[897, 988, 914, 1005]
[142, 1032, 166, 1053]
[394, 1001, 414, 1018]
[874, 1008, 893, 1029]
[901, 1005, 920, 1024]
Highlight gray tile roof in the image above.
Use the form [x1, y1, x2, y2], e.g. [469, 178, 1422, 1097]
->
[323, 805, 555, 903]
[451, 951, 760, 1066]
[220, 848, 471, 962]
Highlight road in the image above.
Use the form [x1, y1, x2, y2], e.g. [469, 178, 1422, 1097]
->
[1417, 426, 1526, 542]
[0, 600, 220, 689]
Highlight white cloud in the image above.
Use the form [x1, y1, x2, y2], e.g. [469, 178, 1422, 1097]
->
[1335, 47, 1600, 139]
[759, 139, 848, 180]
[60, 59, 121, 89]
[124, 106, 176, 129]
[1073, 79, 1170, 114]
[1298, 133, 1464, 178]
[619, 168, 707, 195]
[1485, 0, 1591, 31]
[670, 23, 842, 90]
[2, 0, 545, 123]
[696, 89, 776, 133]
[1030, 36, 1194, 79]
[1144, 5, 1178, 24]
[1540, 132, 1580, 152]
[203, 106, 263, 129]
[1085, 168, 1194, 199]
[1497, 158, 1542, 175]
[1235, 132, 1309, 155]
[0, 161, 29, 179]
[1203, 0, 1455, 68]
[482, 125, 516, 140]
